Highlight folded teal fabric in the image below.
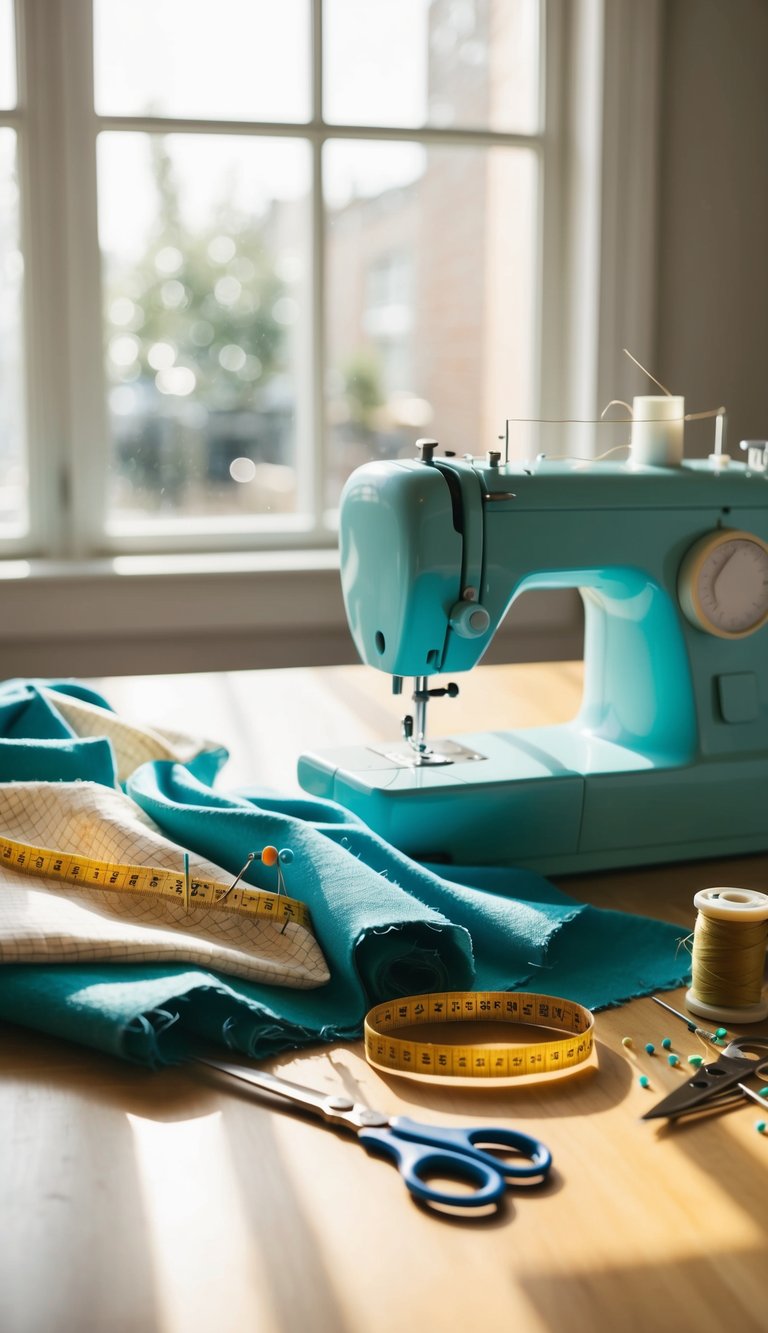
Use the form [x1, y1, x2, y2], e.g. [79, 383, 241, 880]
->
[0, 679, 692, 1066]
[0, 681, 119, 785]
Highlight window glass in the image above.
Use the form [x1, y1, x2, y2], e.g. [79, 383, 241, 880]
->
[98, 133, 311, 529]
[94, 0, 311, 123]
[324, 139, 537, 510]
[323, 0, 539, 133]
[0, 129, 26, 534]
[0, 0, 15, 109]
[89, 0, 544, 544]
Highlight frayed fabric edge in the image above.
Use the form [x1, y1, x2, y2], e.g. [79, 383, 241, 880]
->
[121, 981, 363, 1069]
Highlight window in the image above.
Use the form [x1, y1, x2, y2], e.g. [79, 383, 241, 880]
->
[3, 0, 544, 558]
[4, 0, 660, 677]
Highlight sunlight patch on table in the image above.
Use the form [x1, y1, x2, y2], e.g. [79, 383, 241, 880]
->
[127, 1110, 272, 1333]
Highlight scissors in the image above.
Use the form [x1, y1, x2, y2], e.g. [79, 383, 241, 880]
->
[196, 1053, 552, 1211]
[642, 1034, 768, 1120]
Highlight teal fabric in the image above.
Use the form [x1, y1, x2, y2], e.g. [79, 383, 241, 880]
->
[0, 679, 692, 1066]
[0, 735, 117, 785]
[0, 681, 119, 786]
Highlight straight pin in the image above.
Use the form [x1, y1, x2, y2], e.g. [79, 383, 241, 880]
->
[219, 852, 256, 904]
[650, 995, 720, 1046]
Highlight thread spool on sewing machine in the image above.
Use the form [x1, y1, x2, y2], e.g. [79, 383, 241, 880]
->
[630, 395, 686, 467]
[299, 416, 768, 872]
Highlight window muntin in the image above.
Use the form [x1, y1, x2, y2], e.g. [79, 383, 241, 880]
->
[93, 0, 311, 123]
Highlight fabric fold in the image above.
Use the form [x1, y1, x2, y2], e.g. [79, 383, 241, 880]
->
[0, 678, 693, 1067]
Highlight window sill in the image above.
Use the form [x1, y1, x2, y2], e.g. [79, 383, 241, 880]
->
[0, 552, 582, 677]
[0, 547, 340, 582]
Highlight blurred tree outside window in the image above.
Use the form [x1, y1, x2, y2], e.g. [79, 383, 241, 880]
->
[101, 135, 303, 523]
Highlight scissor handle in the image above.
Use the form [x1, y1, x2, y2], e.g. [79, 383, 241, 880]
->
[390, 1115, 552, 1181]
[724, 1037, 768, 1054]
[722, 1039, 768, 1080]
[359, 1126, 505, 1208]
[358, 1116, 551, 1210]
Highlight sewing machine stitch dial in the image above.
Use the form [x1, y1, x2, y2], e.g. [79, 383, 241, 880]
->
[678, 529, 768, 637]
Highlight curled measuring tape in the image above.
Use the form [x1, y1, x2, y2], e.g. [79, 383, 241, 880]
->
[0, 834, 313, 933]
[365, 990, 595, 1080]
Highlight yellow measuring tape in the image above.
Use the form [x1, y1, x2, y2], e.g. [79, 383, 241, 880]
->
[365, 990, 595, 1080]
[0, 834, 313, 932]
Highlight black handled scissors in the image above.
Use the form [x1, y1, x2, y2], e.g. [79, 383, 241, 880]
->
[197, 1053, 552, 1211]
[642, 1036, 768, 1120]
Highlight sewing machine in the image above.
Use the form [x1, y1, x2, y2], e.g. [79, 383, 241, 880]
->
[299, 436, 768, 871]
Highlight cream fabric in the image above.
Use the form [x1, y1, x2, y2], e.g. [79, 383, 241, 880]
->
[42, 686, 217, 784]
[0, 780, 329, 988]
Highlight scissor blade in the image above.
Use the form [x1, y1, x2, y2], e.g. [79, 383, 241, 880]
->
[194, 1054, 389, 1131]
[196, 1054, 333, 1116]
[642, 1053, 755, 1120]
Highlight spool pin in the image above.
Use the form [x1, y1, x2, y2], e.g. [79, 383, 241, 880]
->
[686, 887, 768, 1025]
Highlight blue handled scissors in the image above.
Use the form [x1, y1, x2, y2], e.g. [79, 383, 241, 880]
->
[196, 1053, 552, 1211]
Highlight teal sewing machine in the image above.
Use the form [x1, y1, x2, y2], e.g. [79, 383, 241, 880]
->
[299, 437, 768, 871]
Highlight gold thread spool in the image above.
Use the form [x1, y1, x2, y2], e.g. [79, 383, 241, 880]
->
[686, 887, 768, 1024]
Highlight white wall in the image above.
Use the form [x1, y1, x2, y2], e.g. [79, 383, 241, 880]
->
[655, 0, 768, 454]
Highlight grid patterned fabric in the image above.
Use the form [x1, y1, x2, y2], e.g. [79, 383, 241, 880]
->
[0, 781, 329, 988]
[42, 687, 215, 784]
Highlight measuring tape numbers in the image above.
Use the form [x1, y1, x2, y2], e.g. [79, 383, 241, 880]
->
[365, 990, 595, 1080]
[0, 834, 313, 933]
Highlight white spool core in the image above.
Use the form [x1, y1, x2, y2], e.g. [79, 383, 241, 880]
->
[630, 395, 685, 467]
[686, 887, 768, 1023]
[693, 886, 768, 923]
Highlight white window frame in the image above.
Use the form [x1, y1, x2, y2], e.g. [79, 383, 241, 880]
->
[0, 0, 662, 676]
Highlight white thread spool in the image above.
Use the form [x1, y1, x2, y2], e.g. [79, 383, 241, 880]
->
[686, 887, 768, 1024]
[630, 395, 685, 467]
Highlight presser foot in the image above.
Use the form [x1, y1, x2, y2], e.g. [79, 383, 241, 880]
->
[400, 675, 462, 766]
[398, 743, 453, 768]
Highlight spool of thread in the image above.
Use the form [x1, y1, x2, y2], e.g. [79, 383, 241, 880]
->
[630, 395, 685, 467]
[686, 887, 768, 1024]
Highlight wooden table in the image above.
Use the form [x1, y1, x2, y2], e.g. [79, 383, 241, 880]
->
[2, 664, 768, 1333]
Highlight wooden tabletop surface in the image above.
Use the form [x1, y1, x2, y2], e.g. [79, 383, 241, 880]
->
[2, 663, 768, 1333]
